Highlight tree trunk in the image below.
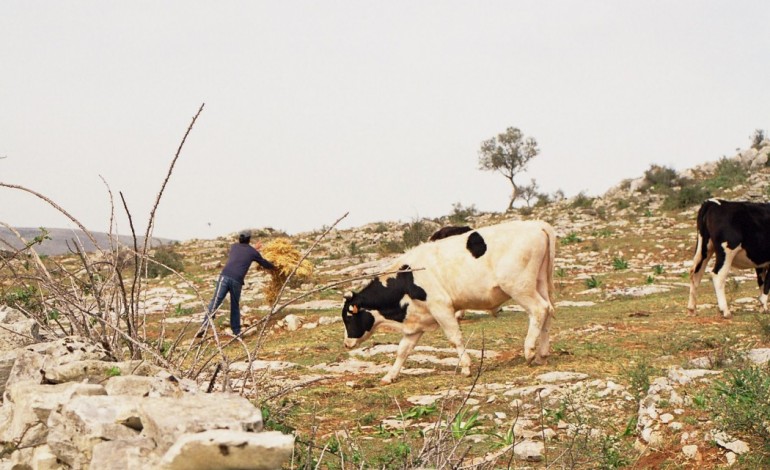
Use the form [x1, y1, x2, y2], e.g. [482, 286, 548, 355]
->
[507, 182, 518, 211]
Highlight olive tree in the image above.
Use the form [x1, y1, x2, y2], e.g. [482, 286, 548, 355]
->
[478, 127, 539, 211]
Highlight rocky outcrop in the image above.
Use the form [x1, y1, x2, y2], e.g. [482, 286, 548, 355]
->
[0, 307, 293, 469]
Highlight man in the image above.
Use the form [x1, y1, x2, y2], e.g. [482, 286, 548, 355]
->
[197, 229, 276, 338]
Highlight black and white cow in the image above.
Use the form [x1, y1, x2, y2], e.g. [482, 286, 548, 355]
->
[341, 220, 556, 383]
[688, 198, 770, 318]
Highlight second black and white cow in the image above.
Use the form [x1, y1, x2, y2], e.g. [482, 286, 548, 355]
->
[341, 220, 556, 383]
[688, 198, 770, 318]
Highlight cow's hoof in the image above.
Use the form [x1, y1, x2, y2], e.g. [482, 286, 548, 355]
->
[461, 367, 471, 377]
[531, 356, 548, 366]
[686, 308, 697, 316]
[380, 376, 394, 385]
[722, 312, 733, 319]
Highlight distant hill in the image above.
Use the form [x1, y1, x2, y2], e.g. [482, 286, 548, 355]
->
[0, 227, 175, 256]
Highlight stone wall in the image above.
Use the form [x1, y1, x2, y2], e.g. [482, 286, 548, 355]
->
[0, 306, 293, 470]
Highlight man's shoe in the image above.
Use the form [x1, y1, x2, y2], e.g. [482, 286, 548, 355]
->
[195, 330, 206, 339]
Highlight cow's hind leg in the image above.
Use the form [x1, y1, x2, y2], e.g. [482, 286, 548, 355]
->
[688, 236, 712, 315]
[536, 305, 555, 361]
[759, 268, 770, 312]
[506, 291, 552, 365]
[711, 242, 739, 319]
[382, 331, 424, 384]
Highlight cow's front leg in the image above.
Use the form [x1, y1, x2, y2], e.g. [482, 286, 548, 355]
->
[382, 331, 423, 384]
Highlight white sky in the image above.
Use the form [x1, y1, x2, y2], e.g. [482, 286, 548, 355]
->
[2, 1, 769, 241]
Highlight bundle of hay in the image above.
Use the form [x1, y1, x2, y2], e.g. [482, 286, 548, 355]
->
[260, 238, 314, 306]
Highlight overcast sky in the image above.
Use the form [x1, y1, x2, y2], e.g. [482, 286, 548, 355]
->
[2, 1, 769, 241]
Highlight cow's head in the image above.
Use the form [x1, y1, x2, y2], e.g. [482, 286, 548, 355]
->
[341, 291, 376, 349]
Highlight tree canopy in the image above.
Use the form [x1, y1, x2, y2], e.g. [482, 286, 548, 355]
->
[478, 127, 539, 211]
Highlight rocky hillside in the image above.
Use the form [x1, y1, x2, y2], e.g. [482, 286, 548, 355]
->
[4, 139, 770, 469]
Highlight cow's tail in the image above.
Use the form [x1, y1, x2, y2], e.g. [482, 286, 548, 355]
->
[693, 199, 716, 272]
[541, 225, 556, 310]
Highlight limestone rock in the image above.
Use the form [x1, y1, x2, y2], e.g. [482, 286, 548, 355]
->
[160, 429, 294, 470]
[0, 307, 39, 352]
[42, 359, 160, 384]
[513, 440, 544, 462]
[138, 394, 263, 454]
[90, 438, 159, 470]
[46, 395, 145, 468]
[1, 381, 106, 448]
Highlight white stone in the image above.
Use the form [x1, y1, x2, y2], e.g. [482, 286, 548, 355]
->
[46, 395, 145, 468]
[513, 440, 543, 462]
[139, 394, 263, 454]
[536, 371, 589, 383]
[660, 413, 674, 424]
[717, 438, 750, 455]
[682, 444, 699, 459]
[746, 348, 770, 365]
[667, 366, 721, 385]
[159, 430, 294, 470]
[283, 314, 302, 331]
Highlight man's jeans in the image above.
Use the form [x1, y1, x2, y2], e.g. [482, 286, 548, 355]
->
[202, 275, 243, 335]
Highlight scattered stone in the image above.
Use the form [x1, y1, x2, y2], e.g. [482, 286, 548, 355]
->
[682, 444, 700, 460]
[514, 440, 543, 462]
[159, 430, 294, 470]
[536, 371, 588, 383]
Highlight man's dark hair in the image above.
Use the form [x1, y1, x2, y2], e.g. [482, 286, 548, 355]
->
[238, 230, 251, 244]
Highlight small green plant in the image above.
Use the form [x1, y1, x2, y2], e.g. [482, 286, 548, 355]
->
[692, 393, 708, 409]
[711, 365, 770, 444]
[585, 276, 602, 289]
[624, 360, 655, 398]
[106, 366, 122, 377]
[401, 403, 437, 421]
[612, 257, 629, 270]
[359, 412, 376, 426]
[652, 264, 664, 275]
[544, 399, 569, 426]
[3, 285, 42, 314]
[755, 314, 770, 342]
[174, 304, 193, 316]
[645, 275, 655, 285]
[555, 267, 567, 278]
[594, 228, 613, 238]
[491, 423, 516, 448]
[560, 232, 582, 245]
[450, 407, 483, 439]
[600, 434, 630, 469]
